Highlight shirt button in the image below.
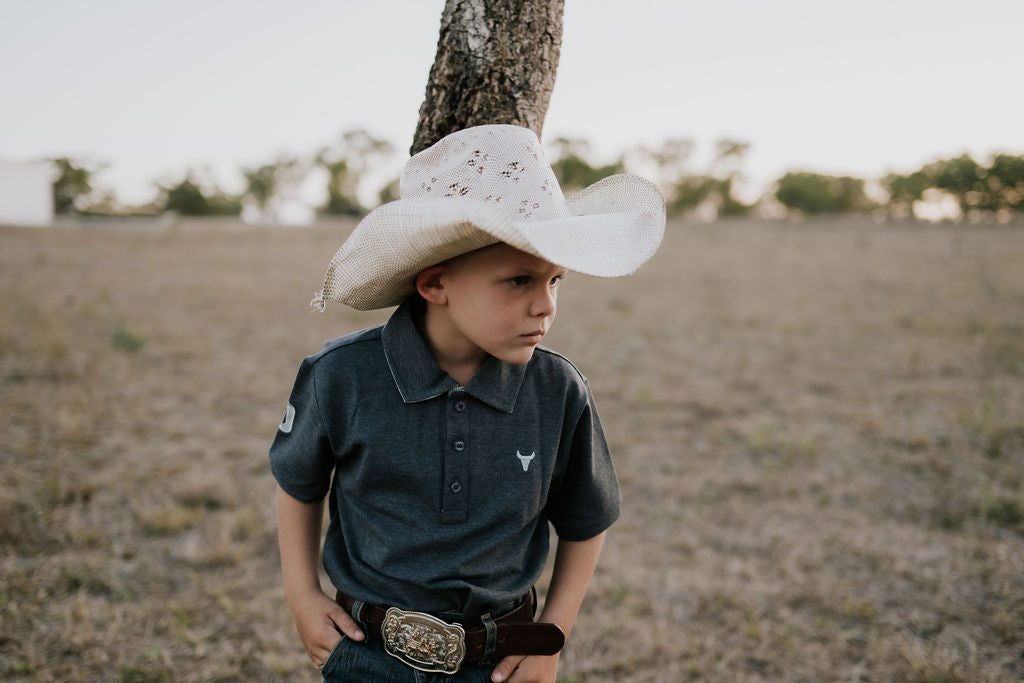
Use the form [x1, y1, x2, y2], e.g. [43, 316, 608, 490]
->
[453, 439, 466, 452]
[454, 401, 466, 412]
[450, 480, 463, 493]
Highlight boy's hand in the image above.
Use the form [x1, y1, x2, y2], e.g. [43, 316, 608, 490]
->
[491, 653, 559, 682]
[287, 587, 365, 668]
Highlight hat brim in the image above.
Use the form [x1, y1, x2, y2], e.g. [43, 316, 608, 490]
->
[320, 173, 665, 310]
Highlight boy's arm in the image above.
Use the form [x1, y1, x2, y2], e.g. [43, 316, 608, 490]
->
[276, 484, 365, 668]
[491, 532, 606, 683]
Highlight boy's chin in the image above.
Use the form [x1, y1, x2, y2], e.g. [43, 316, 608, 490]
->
[494, 347, 538, 366]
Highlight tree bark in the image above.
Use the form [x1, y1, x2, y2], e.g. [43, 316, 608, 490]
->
[411, 0, 565, 155]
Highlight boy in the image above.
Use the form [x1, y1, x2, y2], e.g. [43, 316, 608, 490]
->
[270, 124, 664, 682]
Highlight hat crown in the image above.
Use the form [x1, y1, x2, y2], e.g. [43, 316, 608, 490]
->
[399, 125, 570, 221]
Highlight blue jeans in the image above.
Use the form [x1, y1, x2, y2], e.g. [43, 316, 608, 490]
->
[320, 636, 497, 682]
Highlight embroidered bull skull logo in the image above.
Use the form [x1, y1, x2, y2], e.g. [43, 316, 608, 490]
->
[516, 450, 536, 472]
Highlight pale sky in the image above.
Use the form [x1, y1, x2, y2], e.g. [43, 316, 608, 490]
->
[1, 0, 1021, 207]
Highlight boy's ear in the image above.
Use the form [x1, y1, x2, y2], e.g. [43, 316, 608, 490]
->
[415, 265, 448, 305]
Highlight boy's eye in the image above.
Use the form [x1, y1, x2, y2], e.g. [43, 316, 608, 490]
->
[549, 275, 563, 287]
[510, 276, 531, 287]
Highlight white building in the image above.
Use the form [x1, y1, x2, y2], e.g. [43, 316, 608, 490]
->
[0, 160, 54, 226]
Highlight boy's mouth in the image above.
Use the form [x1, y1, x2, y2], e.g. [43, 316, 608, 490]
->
[520, 329, 545, 342]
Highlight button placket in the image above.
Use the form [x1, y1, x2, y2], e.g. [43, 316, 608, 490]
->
[442, 391, 469, 523]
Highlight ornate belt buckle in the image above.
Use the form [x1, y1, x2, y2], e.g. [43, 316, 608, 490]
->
[381, 607, 467, 674]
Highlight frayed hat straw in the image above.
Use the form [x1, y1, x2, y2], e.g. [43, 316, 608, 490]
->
[312, 124, 666, 311]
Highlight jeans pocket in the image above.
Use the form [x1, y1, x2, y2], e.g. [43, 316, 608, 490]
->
[320, 634, 349, 675]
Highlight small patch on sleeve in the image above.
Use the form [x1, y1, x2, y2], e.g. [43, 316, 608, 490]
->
[279, 403, 296, 434]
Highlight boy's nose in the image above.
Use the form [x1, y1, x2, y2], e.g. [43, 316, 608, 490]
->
[530, 286, 557, 317]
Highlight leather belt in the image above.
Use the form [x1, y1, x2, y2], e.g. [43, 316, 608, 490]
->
[335, 589, 565, 672]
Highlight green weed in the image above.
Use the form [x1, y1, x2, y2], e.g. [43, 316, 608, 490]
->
[111, 325, 146, 352]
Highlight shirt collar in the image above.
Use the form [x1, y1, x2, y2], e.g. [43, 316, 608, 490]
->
[381, 298, 526, 413]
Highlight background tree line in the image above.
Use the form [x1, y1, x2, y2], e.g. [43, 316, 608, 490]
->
[50, 133, 1024, 223]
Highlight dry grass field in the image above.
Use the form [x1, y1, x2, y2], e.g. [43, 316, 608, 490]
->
[2, 215, 1023, 682]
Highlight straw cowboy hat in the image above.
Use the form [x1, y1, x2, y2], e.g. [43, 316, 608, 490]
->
[312, 124, 666, 311]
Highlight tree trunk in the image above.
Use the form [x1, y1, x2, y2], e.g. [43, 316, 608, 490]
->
[411, 0, 565, 155]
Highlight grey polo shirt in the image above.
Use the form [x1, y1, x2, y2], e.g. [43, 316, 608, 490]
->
[269, 298, 620, 615]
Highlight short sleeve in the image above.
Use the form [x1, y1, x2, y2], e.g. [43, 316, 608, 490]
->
[546, 382, 621, 541]
[268, 357, 335, 502]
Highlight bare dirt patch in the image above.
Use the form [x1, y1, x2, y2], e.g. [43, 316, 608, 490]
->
[2, 216, 1022, 681]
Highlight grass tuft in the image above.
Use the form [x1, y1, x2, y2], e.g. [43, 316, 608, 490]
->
[982, 497, 1024, 530]
[111, 324, 146, 352]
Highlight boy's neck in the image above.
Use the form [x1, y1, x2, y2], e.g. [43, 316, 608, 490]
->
[415, 303, 487, 386]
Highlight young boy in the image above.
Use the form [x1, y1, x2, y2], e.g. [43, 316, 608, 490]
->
[270, 124, 665, 682]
